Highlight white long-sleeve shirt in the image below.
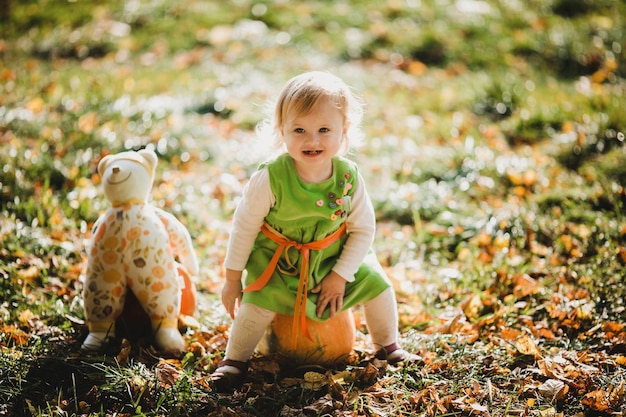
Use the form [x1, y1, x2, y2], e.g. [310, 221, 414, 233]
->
[224, 167, 377, 282]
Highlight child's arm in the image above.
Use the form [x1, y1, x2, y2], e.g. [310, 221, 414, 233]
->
[224, 168, 273, 271]
[222, 169, 273, 318]
[331, 172, 376, 281]
[222, 269, 243, 319]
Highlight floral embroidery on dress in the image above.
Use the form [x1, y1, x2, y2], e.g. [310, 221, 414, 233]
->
[315, 171, 354, 221]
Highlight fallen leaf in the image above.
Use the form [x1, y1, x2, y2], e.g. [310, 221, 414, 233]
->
[116, 338, 132, 364]
[500, 327, 522, 341]
[1, 325, 29, 346]
[78, 112, 98, 134]
[157, 361, 181, 388]
[302, 394, 336, 416]
[18, 309, 35, 325]
[26, 97, 45, 113]
[538, 379, 568, 402]
[515, 335, 542, 359]
[537, 407, 558, 417]
[425, 314, 479, 342]
[460, 293, 483, 321]
[302, 371, 327, 390]
[582, 390, 611, 412]
[512, 273, 541, 298]
[17, 265, 40, 282]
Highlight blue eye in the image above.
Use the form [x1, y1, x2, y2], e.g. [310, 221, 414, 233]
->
[294, 128, 305, 133]
[319, 127, 329, 133]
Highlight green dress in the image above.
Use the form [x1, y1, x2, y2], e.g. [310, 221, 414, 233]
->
[241, 153, 391, 321]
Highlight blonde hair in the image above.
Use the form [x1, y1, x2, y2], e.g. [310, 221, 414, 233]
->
[258, 71, 365, 156]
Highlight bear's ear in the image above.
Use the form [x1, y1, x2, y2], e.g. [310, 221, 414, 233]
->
[138, 149, 158, 176]
[97, 154, 115, 176]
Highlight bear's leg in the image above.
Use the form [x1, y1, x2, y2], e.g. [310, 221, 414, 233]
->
[82, 322, 116, 350]
[132, 268, 185, 352]
[153, 318, 185, 352]
[82, 266, 126, 350]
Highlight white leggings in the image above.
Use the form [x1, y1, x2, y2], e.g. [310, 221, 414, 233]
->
[224, 287, 399, 362]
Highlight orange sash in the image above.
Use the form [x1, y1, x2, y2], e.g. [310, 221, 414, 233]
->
[243, 222, 347, 348]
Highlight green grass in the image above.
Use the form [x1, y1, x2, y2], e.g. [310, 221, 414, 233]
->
[1, 0, 625, 415]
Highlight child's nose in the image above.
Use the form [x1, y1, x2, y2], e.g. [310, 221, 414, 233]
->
[306, 133, 320, 145]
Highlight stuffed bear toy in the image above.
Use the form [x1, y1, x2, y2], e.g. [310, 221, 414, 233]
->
[82, 149, 199, 352]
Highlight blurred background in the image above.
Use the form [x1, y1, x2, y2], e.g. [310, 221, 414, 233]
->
[0, 0, 625, 415]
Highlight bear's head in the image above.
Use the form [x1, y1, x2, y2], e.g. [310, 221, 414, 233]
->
[97, 149, 158, 205]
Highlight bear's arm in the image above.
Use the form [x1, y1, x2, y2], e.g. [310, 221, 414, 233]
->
[154, 208, 199, 276]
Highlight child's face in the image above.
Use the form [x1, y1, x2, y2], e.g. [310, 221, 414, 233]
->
[281, 97, 348, 179]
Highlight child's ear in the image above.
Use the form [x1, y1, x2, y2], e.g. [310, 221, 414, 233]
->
[343, 121, 351, 137]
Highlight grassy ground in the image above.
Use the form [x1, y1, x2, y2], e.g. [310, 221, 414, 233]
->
[1, 0, 626, 416]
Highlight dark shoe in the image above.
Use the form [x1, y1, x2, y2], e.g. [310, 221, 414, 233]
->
[210, 359, 248, 393]
[375, 343, 424, 365]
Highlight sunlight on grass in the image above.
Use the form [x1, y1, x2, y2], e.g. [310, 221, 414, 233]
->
[1, 0, 625, 415]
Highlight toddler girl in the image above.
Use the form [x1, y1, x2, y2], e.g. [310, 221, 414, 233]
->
[212, 71, 420, 391]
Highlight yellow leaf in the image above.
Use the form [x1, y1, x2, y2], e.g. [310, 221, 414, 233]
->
[78, 112, 98, 134]
[302, 371, 327, 390]
[18, 309, 35, 325]
[1, 325, 29, 346]
[17, 265, 39, 282]
[460, 293, 483, 321]
[407, 60, 427, 76]
[500, 327, 521, 341]
[26, 97, 45, 113]
[538, 407, 556, 417]
[562, 120, 575, 133]
[522, 170, 538, 187]
[1, 68, 17, 81]
[515, 335, 542, 359]
[582, 390, 611, 412]
[513, 273, 541, 298]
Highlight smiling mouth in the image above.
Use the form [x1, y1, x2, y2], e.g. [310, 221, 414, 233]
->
[107, 172, 132, 184]
[303, 150, 322, 155]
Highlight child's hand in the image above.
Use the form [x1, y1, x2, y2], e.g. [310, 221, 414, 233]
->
[222, 269, 243, 319]
[311, 271, 346, 318]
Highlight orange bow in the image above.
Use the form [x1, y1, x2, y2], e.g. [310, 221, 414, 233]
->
[111, 198, 144, 209]
[243, 222, 347, 348]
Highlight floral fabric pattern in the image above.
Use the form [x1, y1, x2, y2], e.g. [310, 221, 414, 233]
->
[83, 203, 196, 327]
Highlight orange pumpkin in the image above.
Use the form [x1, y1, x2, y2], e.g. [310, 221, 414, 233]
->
[116, 265, 197, 338]
[258, 309, 355, 366]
